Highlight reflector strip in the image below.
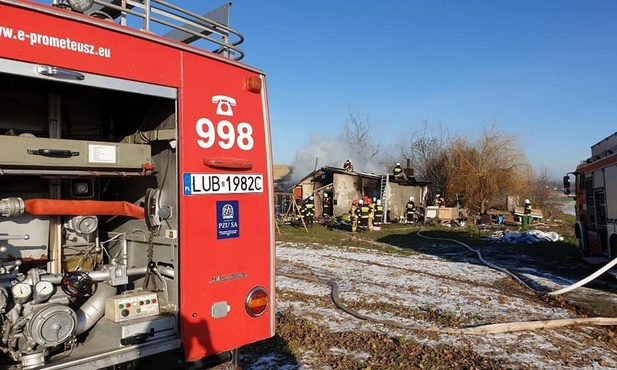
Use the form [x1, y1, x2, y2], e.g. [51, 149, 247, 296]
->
[204, 157, 253, 170]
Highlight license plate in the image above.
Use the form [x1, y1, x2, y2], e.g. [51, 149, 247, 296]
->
[183, 173, 264, 195]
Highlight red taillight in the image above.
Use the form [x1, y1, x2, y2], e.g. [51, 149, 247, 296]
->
[246, 287, 268, 317]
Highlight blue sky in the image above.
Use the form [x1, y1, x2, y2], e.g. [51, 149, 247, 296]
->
[220, 0, 617, 180]
[41, 1, 617, 180]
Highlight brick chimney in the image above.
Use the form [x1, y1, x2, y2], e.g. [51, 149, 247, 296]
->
[404, 159, 414, 179]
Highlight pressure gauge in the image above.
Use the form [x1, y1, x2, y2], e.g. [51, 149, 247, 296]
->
[34, 281, 55, 302]
[11, 283, 32, 304]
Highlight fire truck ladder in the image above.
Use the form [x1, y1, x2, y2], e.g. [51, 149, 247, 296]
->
[87, 0, 245, 60]
[379, 174, 389, 223]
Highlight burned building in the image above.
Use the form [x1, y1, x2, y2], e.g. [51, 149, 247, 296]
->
[292, 166, 429, 221]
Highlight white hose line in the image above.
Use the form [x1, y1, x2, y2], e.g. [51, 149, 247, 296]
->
[416, 231, 535, 291]
[438, 317, 617, 334]
[279, 272, 617, 334]
[549, 256, 617, 296]
[416, 230, 617, 297]
[278, 230, 617, 334]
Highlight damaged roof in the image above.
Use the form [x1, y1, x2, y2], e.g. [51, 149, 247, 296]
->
[295, 166, 430, 186]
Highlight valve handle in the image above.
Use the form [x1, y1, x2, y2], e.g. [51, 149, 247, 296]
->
[61, 271, 94, 298]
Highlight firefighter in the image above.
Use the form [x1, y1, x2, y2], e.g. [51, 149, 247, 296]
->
[322, 192, 331, 217]
[350, 199, 359, 232]
[522, 198, 533, 229]
[524, 199, 532, 215]
[393, 162, 407, 180]
[302, 196, 315, 227]
[374, 199, 384, 224]
[406, 196, 416, 223]
[367, 197, 375, 231]
[343, 159, 354, 172]
[358, 199, 370, 231]
[296, 195, 304, 217]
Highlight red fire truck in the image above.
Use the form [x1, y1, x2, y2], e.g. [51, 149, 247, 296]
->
[564, 132, 617, 263]
[0, 0, 275, 368]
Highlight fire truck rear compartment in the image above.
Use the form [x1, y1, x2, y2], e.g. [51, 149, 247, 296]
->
[0, 68, 183, 368]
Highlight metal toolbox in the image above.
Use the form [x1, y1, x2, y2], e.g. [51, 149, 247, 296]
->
[0, 136, 151, 170]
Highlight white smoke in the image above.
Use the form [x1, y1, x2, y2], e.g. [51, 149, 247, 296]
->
[287, 132, 388, 186]
[287, 132, 343, 185]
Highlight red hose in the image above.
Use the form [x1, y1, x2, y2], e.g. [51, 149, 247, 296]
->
[24, 199, 145, 219]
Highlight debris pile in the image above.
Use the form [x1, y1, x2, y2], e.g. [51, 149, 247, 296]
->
[486, 230, 563, 243]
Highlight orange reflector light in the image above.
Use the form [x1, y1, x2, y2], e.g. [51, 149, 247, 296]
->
[245, 76, 262, 94]
[246, 287, 268, 317]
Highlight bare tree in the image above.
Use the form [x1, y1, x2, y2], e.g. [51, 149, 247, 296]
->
[447, 125, 529, 214]
[396, 121, 448, 179]
[425, 149, 453, 202]
[530, 166, 553, 209]
[344, 109, 380, 163]
[394, 121, 451, 203]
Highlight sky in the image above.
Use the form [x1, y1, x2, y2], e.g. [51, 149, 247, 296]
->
[38, 0, 617, 180]
[219, 0, 617, 180]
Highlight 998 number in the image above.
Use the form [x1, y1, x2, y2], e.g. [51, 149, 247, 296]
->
[195, 118, 254, 151]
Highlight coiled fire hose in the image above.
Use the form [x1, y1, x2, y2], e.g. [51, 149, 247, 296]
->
[279, 231, 617, 334]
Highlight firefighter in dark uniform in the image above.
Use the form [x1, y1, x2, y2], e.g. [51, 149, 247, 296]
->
[524, 199, 532, 215]
[393, 162, 407, 180]
[296, 196, 303, 217]
[343, 159, 354, 172]
[523, 198, 533, 228]
[374, 199, 384, 224]
[358, 199, 370, 231]
[406, 196, 416, 223]
[322, 193, 331, 217]
[302, 195, 315, 227]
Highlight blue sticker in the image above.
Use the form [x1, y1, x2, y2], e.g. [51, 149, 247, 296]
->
[217, 200, 239, 239]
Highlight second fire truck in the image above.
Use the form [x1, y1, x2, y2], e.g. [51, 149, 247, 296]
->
[564, 132, 617, 262]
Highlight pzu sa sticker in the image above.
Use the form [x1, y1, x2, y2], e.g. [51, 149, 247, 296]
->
[183, 173, 263, 195]
[217, 200, 239, 239]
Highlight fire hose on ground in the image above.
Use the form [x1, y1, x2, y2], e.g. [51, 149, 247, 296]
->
[415, 230, 617, 296]
[279, 231, 617, 334]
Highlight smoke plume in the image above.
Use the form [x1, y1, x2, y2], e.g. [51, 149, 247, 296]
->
[286, 132, 387, 186]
